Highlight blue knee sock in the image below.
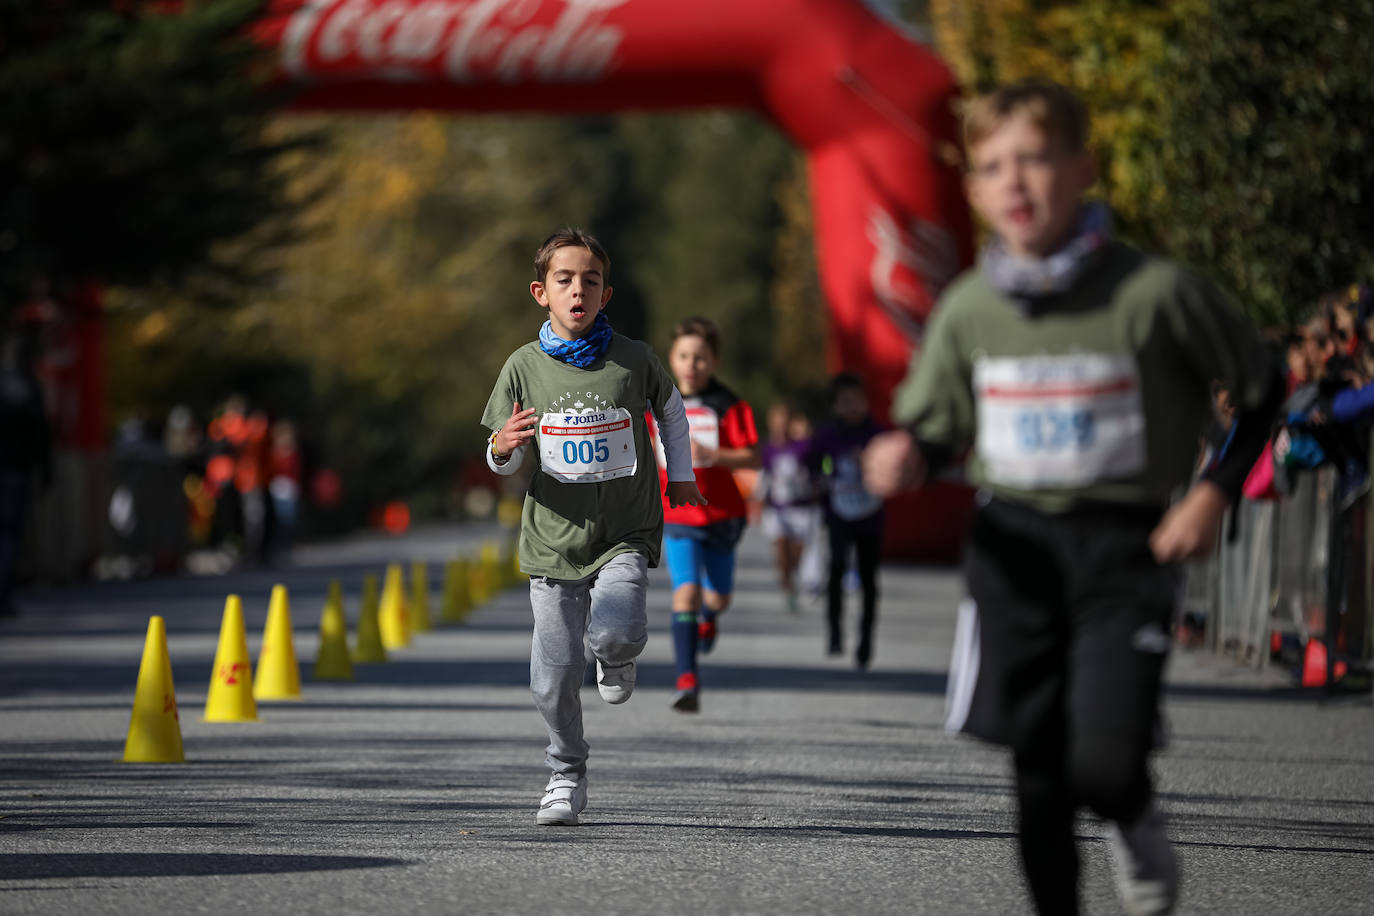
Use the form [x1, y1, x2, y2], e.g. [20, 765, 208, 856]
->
[671, 611, 699, 681]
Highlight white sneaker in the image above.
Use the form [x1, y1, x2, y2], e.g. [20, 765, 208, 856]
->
[536, 773, 588, 826]
[595, 659, 635, 704]
[1108, 805, 1180, 915]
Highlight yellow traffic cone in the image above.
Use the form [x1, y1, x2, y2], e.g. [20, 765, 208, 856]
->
[410, 561, 432, 633]
[481, 541, 502, 595]
[313, 579, 354, 681]
[254, 584, 302, 701]
[379, 563, 411, 649]
[123, 616, 185, 763]
[204, 595, 258, 722]
[466, 553, 487, 607]
[441, 558, 471, 623]
[354, 574, 387, 663]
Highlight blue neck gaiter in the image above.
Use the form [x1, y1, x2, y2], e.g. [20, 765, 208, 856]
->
[539, 313, 614, 369]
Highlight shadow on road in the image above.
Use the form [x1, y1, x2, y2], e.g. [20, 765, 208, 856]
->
[0, 852, 408, 880]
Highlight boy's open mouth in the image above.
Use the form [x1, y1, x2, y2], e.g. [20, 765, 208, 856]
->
[570, 305, 586, 318]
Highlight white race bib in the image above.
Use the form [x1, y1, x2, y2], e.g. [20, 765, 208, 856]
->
[684, 404, 720, 467]
[652, 401, 721, 468]
[974, 353, 1146, 488]
[539, 408, 637, 483]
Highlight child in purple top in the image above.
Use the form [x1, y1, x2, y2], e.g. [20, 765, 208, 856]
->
[755, 402, 819, 612]
[809, 373, 886, 668]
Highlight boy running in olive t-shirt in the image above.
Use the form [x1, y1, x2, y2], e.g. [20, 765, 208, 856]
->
[484, 229, 704, 826]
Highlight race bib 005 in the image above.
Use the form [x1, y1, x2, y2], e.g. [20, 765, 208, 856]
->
[974, 353, 1146, 488]
[540, 407, 637, 483]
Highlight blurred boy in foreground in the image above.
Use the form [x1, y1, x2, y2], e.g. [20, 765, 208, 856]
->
[864, 81, 1283, 914]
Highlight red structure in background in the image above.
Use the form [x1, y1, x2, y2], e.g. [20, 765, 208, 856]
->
[253, 0, 975, 559]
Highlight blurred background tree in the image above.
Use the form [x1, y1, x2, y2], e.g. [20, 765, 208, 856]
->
[0, 0, 310, 314]
[1155, 0, 1374, 328]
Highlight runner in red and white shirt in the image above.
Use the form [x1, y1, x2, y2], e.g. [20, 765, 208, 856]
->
[651, 316, 759, 713]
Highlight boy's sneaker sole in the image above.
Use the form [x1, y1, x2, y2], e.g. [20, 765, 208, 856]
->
[536, 773, 588, 826]
[671, 688, 700, 713]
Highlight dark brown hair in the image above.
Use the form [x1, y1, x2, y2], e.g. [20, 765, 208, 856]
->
[671, 315, 721, 357]
[533, 228, 610, 282]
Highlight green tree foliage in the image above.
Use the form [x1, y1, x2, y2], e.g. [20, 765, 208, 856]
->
[929, 0, 1200, 235]
[1156, 0, 1374, 326]
[0, 0, 308, 313]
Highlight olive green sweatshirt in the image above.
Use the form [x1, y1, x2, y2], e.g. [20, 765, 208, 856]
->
[892, 242, 1275, 513]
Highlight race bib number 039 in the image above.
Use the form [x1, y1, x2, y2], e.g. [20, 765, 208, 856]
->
[974, 353, 1146, 488]
[540, 408, 637, 483]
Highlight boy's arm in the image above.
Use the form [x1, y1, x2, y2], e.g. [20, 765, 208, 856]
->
[644, 346, 706, 507]
[481, 357, 535, 477]
[1169, 271, 1286, 497]
[654, 388, 696, 482]
[487, 401, 536, 476]
[865, 299, 973, 496]
[1152, 270, 1286, 562]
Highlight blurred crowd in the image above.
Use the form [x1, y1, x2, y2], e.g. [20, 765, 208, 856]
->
[1205, 284, 1374, 508]
[104, 396, 308, 576]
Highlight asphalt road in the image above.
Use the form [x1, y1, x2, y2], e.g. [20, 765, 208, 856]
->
[2, 522, 1371, 915]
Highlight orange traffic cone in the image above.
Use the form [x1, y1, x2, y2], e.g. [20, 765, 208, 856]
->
[254, 584, 302, 701]
[1301, 639, 1349, 687]
[410, 561, 432, 633]
[354, 574, 386, 663]
[313, 579, 354, 681]
[204, 595, 258, 722]
[123, 616, 185, 763]
[379, 563, 411, 649]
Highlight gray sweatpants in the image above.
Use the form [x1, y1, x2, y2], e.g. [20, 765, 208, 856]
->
[528, 551, 649, 777]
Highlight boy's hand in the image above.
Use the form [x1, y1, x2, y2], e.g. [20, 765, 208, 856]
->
[493, 401, 537, 457]
[689, 439, 717, 467]
[1149, 481, 1228, 563]
[862, 430, 926, 497]
[666, 480, 707, 508]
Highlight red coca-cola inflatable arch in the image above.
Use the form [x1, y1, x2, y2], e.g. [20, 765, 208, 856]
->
[254, 0, 975, 558]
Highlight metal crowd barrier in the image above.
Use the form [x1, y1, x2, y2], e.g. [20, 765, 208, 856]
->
[1182, 465, 1374, 683]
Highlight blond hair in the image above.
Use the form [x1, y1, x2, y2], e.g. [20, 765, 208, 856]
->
[963, 80, 1090, 157]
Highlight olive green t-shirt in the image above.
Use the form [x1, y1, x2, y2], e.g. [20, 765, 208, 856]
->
[482, 334, 679, 579]
[892, 242, 1275, 514]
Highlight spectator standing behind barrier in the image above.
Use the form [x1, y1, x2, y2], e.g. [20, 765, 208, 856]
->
[267, 419, 302, 565]
[863, 81, 1284, 916]
[0, 329, 52, 617]
[754, 402, 820, 613]
[809, 373, 885, 668]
